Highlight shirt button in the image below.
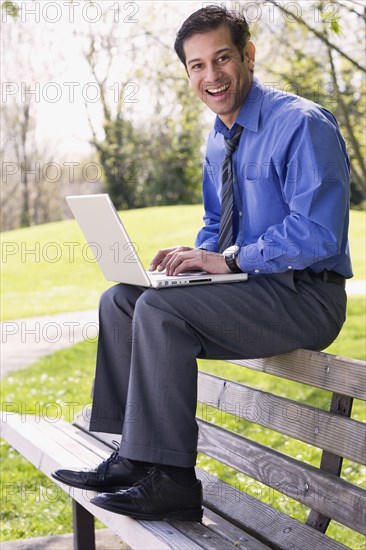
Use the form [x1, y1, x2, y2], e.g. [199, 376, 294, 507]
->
[287, 266, 293, 270]
[239, 211, 243, 216]
[255, 269, 260, 273]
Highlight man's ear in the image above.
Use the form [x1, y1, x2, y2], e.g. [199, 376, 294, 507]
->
[244, 41, 256, 72]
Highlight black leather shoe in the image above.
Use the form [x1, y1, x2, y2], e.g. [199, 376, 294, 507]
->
[90, 466, 203, 521]
[51, 442, 151, 492]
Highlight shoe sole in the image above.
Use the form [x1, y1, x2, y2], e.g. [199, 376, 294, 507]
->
[91, 498, 203, 521]
[50, 473, 129, 493]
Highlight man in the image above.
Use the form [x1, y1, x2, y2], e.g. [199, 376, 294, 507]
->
[52, 6, 352, 521]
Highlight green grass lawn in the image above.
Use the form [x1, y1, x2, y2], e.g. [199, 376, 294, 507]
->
[1, 206, 365, 546]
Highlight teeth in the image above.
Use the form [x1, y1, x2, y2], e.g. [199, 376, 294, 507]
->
[207, 84, 229, 94]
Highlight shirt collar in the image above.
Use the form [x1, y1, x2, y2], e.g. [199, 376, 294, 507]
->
[213, 76, 264, 137]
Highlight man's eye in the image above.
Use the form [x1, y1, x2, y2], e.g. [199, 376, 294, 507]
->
[218, 55, 229, 62]
[191, 64, 203, 71]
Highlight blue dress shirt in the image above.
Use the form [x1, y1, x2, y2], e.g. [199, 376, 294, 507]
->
[195, 77, 353, 278]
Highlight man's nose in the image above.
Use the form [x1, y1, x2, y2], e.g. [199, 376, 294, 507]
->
[205, 63, 220, 82]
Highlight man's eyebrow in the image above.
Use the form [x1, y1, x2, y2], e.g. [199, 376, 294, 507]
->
[186, 47, 233, 67]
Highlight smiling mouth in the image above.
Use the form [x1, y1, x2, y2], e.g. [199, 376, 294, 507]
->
[205, 83, 230, 96]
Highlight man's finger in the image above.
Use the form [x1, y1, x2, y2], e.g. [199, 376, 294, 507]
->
[149, 248, 175, 271]
[150, 246, 193, 271]
[167, 251, 202, 275]
[157, 251, 177, 272]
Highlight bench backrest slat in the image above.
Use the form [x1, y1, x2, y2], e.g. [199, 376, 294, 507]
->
[197, 470, 349, 550]
[197, 419, 366, 535]
[197, 372, 366, 464]
[229, 349, 366, 400]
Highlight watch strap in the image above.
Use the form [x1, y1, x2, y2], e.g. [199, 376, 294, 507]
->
[225, 254, 242, 273]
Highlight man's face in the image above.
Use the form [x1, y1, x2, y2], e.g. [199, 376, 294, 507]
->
[183, 25, 255, 128]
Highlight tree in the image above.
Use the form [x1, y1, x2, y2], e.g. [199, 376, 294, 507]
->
[255, 0, 365, 205]
[265, 0, 365, 73]
[1, 16, 63, 228]
[140, 52, 205, 206]
[81, 4, 206, 210]
[81, 16, 146, 210]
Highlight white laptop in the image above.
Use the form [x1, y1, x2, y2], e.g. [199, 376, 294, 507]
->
[66, 194, 248, 289]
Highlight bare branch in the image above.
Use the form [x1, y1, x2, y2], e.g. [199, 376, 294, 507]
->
[266, 0, 366, 73]
[341, 2, 366, 23]
[326, 40, 366, 188]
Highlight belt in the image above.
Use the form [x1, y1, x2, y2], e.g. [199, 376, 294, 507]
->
[294, 269, 346, 289]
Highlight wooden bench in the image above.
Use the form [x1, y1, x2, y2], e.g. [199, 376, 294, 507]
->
[1, 348, 365, 549]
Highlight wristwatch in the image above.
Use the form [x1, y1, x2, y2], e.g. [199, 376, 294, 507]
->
[222, 245, 242, 273]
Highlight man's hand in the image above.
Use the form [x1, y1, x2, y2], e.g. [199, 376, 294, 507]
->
[150, 246, 193, 273]
[150, 246, 230, 276]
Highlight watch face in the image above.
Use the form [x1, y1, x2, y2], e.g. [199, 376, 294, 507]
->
[224, 245, 240, 257]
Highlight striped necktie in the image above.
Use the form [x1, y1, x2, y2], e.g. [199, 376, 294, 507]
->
[218, 124, 243, 253]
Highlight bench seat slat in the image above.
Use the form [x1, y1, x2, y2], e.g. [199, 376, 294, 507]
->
[197, 372, 366, 464]
[200, 509, 271, 550]
[198, 470, 349, 550]
[168, 517, 265, 550]
[197, 419, 366, 535]
[73, 409, 122, 451]
[1, 412, 94, 471]
[229, 350, 366, 400]
[41, 417, 119, 461]
[22, 414, 111, 467]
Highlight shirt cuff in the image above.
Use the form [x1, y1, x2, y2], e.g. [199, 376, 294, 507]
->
[194, 240, 218, 252]
[237, 244, 297, 274]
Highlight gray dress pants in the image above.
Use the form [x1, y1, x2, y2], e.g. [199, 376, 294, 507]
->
[89, 271, 346, 467]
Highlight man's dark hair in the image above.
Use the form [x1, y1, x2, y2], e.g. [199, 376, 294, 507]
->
[174, 5, 251, 68]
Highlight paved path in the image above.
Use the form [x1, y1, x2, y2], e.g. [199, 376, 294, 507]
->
[1, 309, 98, 378]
